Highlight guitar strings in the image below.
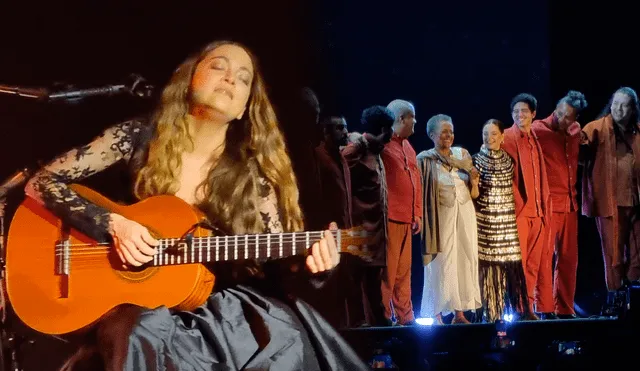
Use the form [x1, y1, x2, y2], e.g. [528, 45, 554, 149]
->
[41, 243, 365, 268]
[16, 230, 367, 268]
[54, 231, 359, 253]
[48, 240, 355, 267]
[33, 233, 365, 268]
[59, 240, 358, 257]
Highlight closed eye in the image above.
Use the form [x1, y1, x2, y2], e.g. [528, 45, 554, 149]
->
[210, 58, 228, 70]
[238, 74, 251, 85]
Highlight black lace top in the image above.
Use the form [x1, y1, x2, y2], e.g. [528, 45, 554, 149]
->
[25, 119, 284, 243]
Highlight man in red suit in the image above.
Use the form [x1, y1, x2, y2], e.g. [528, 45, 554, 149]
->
[532, 90, 587, 319]
[502, 93, 550, 319]
[380, 99, 422, 326]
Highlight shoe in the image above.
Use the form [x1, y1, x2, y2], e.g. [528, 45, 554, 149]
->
[602, 291, 626, 317]
[539, 312, 559, 320]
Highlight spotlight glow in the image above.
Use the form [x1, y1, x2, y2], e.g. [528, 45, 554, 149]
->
[415, 317, 434, 326]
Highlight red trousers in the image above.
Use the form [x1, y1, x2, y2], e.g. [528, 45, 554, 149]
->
[381, 221, 414, 324]
[596, 206, 640, 291]
[516, 216, 547, 313]
[537, 211, 578, 314]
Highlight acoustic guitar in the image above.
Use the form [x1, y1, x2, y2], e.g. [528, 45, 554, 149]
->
[5, 184, 372, 335]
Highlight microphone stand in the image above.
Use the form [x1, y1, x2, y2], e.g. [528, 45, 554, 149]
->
[0, 74, 155, 103]
[0, 169, 35, 371]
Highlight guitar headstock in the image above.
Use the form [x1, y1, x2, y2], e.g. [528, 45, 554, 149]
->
[336, 225, 377, 263]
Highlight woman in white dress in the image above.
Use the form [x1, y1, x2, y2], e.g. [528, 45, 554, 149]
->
[417, 114, 482, 325]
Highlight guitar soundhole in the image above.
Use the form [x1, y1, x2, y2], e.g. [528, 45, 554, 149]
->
[128, 265, 148, 273]
[114, 264, 158, 282]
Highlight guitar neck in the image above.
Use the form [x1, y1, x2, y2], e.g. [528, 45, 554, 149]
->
[151, 230, 337, 266]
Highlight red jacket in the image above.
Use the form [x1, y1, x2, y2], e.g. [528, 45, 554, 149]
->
[381, 135, 423, 224]
[502, 123, 550, 220]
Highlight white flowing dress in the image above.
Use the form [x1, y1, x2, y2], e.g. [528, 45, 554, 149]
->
[420, 148, 482, 317]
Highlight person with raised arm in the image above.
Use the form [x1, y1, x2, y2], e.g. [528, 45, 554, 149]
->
[532, 90, 587, 319]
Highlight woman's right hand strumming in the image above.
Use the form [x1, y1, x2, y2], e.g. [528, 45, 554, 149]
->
[108, 213, 160, 267]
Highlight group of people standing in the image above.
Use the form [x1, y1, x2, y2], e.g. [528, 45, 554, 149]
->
[304, 87, 640, 327]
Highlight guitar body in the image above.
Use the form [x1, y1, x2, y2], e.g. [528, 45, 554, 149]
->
[5, 184, 215, 335]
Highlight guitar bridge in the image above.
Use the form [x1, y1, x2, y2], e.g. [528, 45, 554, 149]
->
[55, 238, 70, 276]
[54, 231, 70, 299]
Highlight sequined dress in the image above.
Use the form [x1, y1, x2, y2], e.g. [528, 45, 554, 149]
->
[472, 146, 529, 322]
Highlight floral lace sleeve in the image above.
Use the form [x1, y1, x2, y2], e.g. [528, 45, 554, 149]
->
[257, 177, 284, 233]
[24, 120, 145, 242]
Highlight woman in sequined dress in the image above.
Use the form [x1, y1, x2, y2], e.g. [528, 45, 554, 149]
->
[472, 119, 530, 322]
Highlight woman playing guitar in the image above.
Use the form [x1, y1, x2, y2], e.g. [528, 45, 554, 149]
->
[22, 40, 368, 371]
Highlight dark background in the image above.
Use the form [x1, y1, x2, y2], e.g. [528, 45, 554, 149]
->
[0, 1, 637, 367]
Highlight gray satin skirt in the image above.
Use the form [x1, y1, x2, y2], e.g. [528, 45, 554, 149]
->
[62, 285, 369, 371]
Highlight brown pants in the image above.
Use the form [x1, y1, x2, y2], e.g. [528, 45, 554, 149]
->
[537, 211, 578, 314]
[381, 221, 414, 324]
[516, 216, 547, 313]
[596, 206, 640, 291]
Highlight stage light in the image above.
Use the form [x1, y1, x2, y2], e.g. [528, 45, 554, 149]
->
[415, 317, 434, 326]
[503, 313, 514, 322]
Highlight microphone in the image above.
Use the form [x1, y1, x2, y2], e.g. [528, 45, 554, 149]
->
[0, 168, 32, 199]
[47, 84, 129, 101]
[48, 74, 155, 101]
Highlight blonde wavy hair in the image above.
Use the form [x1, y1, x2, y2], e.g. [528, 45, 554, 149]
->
[133, 40, 303, 234]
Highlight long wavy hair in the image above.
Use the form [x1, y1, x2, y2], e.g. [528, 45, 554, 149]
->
[133, 40, 303, 234]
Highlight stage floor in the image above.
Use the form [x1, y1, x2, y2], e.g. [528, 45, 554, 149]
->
[339, 316, 636, 370]
[4, 316, 636, 370]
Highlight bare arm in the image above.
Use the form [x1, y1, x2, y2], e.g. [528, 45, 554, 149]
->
[461, 149, 480, 198]
[470, 172, 480, 199]
[340, 133, 367, 169]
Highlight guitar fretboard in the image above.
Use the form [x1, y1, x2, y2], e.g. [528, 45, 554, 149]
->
[151, 230, 335, 266]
